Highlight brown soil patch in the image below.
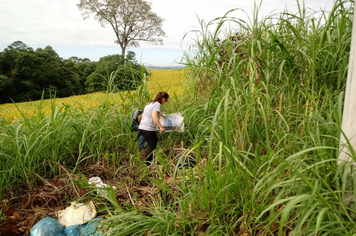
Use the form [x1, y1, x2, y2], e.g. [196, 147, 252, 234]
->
[0, 145, 194, 235]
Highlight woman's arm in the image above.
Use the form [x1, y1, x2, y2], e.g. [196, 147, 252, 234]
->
[152, 111, 165, 132]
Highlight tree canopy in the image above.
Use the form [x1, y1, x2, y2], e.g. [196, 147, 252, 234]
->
[77, 0, 166, 64]
[0, 41, 147, 104]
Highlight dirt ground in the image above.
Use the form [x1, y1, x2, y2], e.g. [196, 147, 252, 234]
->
[0, 176, 82, 235]
[0, 146, 193, 236]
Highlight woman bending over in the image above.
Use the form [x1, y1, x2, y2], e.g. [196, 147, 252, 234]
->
[139, 92, 169, 165]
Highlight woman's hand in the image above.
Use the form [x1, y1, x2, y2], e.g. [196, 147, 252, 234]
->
[152, 111, 165, 132]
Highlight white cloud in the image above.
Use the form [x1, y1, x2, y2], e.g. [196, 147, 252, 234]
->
[0, 0, 338, 66]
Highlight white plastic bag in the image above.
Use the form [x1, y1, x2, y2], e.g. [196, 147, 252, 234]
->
[158, 113, 184, 132]
[57, 201, 97, 227]
[88, 177, 117, 197]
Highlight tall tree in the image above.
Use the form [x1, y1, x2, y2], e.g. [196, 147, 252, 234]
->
[77, 0, 166, 64]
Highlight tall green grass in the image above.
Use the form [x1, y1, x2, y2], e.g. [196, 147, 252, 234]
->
[102, 0, 356, 235]
[1, 0, 356, 235]
[0, 71, 151, 196]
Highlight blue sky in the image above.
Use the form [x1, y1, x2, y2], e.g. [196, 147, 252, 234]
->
[0, 0, 337, 66]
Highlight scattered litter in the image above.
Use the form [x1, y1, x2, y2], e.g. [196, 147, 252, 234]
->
[88, 177, 117, 197]
[64, 217, 102, 236]
[30, 216, 102, 236]
[30, 217, 65, 236]
[57, 201, 97, 227]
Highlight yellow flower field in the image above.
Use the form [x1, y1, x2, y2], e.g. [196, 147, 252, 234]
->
[147, 68, 186, 95]
[0, 69, 186, 122]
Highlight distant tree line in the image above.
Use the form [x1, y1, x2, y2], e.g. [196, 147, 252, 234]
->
[0, 41, 148, 104]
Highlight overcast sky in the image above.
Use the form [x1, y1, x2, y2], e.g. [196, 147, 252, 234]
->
[0, 0, 337, 66]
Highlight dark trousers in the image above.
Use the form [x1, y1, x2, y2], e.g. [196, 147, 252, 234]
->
[138, 129, 157, 165]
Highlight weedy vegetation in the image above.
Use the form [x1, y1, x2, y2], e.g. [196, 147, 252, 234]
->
[1, 0, 356, 235]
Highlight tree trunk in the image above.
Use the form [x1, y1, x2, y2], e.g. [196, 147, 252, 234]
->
[121, 46, 126, 65]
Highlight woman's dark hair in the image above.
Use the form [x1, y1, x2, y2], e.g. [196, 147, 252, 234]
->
[150, 91, 169, 104]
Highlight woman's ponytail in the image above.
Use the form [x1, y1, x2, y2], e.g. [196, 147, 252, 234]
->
[150, 91, 169, 104]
